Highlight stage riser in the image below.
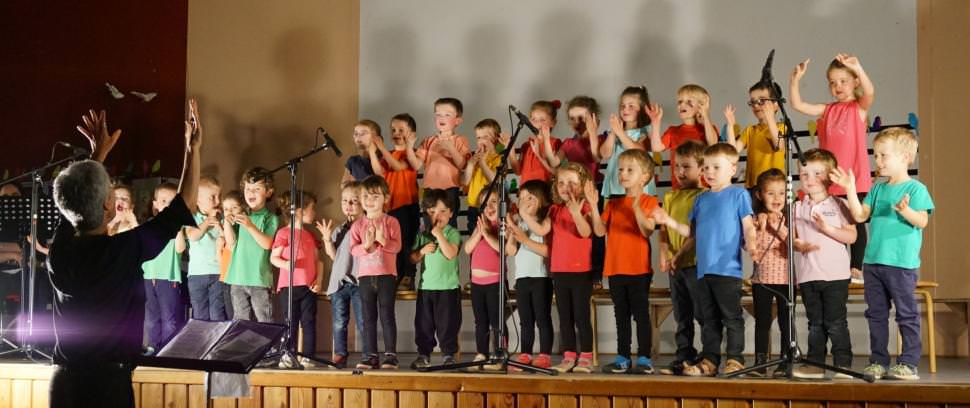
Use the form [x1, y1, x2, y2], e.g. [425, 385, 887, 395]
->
[1, 365, 969, 408]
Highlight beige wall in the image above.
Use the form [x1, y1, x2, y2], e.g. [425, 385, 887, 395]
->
[918, 0, 970, 300]
[918, 0, 970, 356]
[187, 0, 359, 221]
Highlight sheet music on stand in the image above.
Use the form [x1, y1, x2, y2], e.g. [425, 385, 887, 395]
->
[139, 319, 285, 401]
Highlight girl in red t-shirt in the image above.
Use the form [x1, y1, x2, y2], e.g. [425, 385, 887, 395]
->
[510, 100, 561, 183]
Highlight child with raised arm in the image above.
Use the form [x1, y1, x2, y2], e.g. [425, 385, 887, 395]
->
[831, 128, 934, 381]
[408, 189, 462, 370]
[589, 149, 666, 375]
[408, 98, 471, 226]
[510, 100, 560, 183]
[270, 190, 323, 368]
[382, 114, 421, 290]
[664, 143, 757, 377]
[789, 149, 856, 379]
[463, 119, 505, 224]
[791, 53, 875, 282]
[318, 182, 365, 369]
[142, 183, 187, 354]
[648, 84, 719, 190]
[724, 82, 787, 189]
[601, 86, 654, 198]
[526, 163, 596, 373]
[225, 167, 279, 323]
[350, 175, 402, 370]
[748, 169, 793, 378]
[185, 176, 226, 322]
[342, 120, 386, 183]
[544, 96, 604, 184]
[506, 180, 554, 370]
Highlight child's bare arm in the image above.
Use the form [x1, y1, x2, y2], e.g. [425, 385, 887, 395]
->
[378, 143, 408, 171]
[698, 95, 718, 146]
[724, 105, 742, 151]
[367, 143, 385, 176]
[269, 246, 288, 269]
[585, 181, 607, 237]
[837, 53, 875, 111]
[404, 135, 425, 171]
[174, 230, 187, 254]
[895, 194, 929, 229]
[237, 216, 274, 249]
[789, 59, 827, 116]
[521, 212, 551, 236]
[830, 167, 872, 222]
[741, 215, 758, 254]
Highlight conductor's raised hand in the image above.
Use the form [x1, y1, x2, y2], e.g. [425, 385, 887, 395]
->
[77, 109, 122, 163]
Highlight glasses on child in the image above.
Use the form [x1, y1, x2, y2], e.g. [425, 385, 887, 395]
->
[747, 98, 770, 107]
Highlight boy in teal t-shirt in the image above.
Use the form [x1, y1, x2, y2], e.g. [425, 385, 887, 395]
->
[142, 183, 187, 353]
[408, 189, 462, 369]
[832, 128, 934, 381]
[224, 168, 279, 323]
[186, 177, 226, 321]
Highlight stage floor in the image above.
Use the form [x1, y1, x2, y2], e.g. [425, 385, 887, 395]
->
[2, 355, 970, 407]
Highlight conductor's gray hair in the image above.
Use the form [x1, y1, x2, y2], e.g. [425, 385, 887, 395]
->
[53, 160, 111, 232]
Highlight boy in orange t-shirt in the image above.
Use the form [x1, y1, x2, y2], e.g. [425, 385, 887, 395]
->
[404, 98, 470, 227]
[588, 149, 670, 375]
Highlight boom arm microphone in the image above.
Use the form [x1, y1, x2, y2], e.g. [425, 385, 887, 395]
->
[57, 141, 91, 157]
[318, 128, 342, 157]
[509, 105, 539, 135]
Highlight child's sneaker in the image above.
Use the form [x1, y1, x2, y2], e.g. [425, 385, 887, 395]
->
[442, 354, 457, 365]
[355, 354, 380, 370]
[553, 352, 577, 373]
[299, 356, 322, 368]
[331, 354, 348, 369]
[464, 353, 488, 372]
[410, 355, 430, 370]
[572, 352, 594, 373]
[792, 364, 825, 379]
[632, 356, 654, 375]
[278, 353, 296, 369]
[772, 361, 790, 378]
[602, 355, 631, 374]
[683, 358, 718, 377]
[658, 360, 685, 376]
[722, 359, 745, 376]
[886, 363, 919, 380]
[532, 353, 552, 369]
[508, 353, 532, 372]
[484, 355, 506, 371]
[380, 353, 399, 369]
[863, 363, 887, 380]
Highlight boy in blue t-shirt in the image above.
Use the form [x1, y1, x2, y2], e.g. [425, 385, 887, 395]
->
[832, 128, 934, 381]
[663, 143, 756, 377]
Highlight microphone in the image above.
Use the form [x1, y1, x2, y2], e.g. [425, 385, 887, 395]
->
[509, 105, 539, 135]
[57, 141, 91, 157]
[759, 49, 784, 101]
[318, 128, 342, 157]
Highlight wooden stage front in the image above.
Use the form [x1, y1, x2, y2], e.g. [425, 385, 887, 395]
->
[3, 358, 970, 408]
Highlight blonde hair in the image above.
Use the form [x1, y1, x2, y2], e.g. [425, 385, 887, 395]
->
[874, 127, 918, 161]
[551, 162, 591, 204]
[677, 84, 709, 100]
[618, 149, 655, 180]
[703, 143, 740, 164]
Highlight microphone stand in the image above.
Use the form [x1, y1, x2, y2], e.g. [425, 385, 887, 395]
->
[260, 135, 341, 370]
[0, 151, 85, 363]
[723, 53, 871, 382]
[419, 106, 556, 375]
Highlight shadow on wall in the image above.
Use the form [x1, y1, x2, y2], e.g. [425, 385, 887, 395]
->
[360, 24, 421, 138]
[526, 9, 596, 102]
[463, 21, 512, 146]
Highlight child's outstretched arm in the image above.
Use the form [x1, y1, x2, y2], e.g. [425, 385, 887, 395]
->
[315, 219, 337, 261]
[404, 132, 425, 171]
[584, 181, 606, 237]
[830, 167, 871, 222]
[655, 210, 690, 237]
[180, 99, 203, 214]
[697, 95, 718, 146]
[645, 103, 664, 152]
[836, 53, 875, 111]
[789, 59, 827, 117]
[724, 104, 742, 151]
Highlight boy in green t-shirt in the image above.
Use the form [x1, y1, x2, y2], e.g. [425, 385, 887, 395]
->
[408, 189, 462, 370]
[142, 182, 187, 353]
[832, 127, 934, 381]
[224, 167, 279, 322]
